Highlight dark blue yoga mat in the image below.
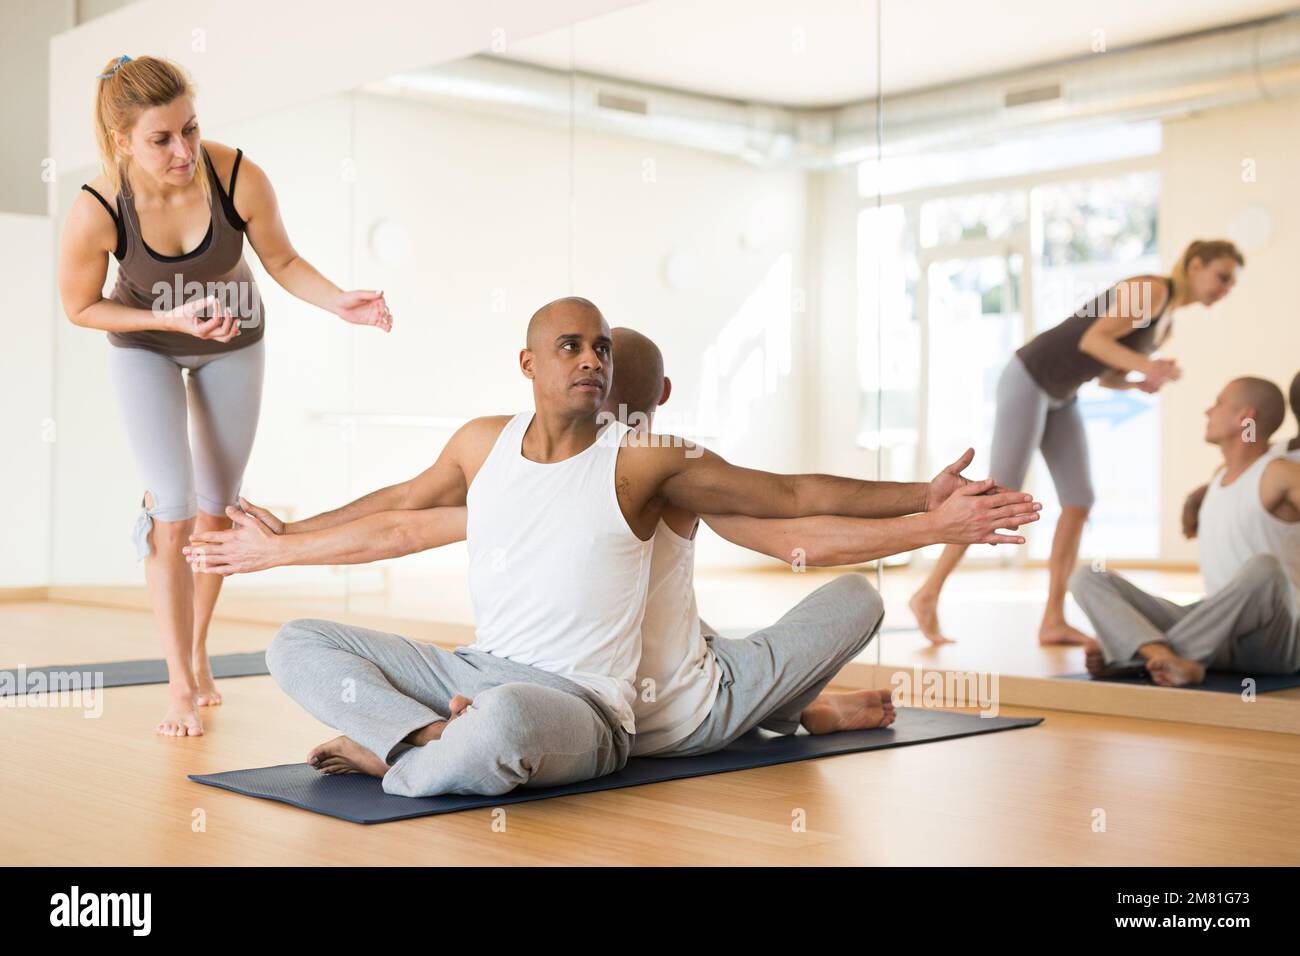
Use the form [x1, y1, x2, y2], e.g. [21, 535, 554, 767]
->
[189, 708, 1044, 824]
[0, 651, 269, 696]
[1058, 670, 1300, 694]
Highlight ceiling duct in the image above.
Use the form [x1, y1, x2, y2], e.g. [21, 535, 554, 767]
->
[363, 11, 1300, 169]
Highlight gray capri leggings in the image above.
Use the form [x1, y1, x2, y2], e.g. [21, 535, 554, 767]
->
[106, 338, 265, 560]
[988, 354, 1095, 510]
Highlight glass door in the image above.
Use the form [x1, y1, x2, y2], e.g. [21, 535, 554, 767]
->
[918, 241, 1030, 561]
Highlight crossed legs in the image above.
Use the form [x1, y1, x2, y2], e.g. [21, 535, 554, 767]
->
[663, 573, 893, 758]
[266, 618, 620, 797]
[1069, 555, 1300, 686]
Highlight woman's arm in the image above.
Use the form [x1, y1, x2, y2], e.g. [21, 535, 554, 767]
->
[232, 151, 391, 330]
[1097, 369, 1138, 390]
[1077, 277, 1172, 376]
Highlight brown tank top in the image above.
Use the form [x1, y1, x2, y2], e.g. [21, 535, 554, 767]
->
[80, 145, 265, 356]
[1016, 275, 1173, 401]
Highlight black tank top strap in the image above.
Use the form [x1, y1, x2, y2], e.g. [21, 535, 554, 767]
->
[202, 145, 247, 232]
[229, 148, 244, 201]
[80, 183, 127, 260]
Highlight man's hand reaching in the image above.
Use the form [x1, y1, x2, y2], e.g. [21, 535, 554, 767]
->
[926, 448, 981, 512]
[928, 478, 1042, 546]
[184, 500, 284, 575]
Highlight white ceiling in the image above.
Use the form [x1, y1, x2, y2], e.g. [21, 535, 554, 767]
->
[504, 0, 1300, 106]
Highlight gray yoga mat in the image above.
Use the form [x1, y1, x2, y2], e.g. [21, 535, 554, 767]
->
[189, 708, 1044, 824]
[1058, 669, 1300, 694]
[0, 651, 269, 696]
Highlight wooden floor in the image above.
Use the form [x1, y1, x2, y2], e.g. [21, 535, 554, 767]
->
[4, 598, 1300, 865]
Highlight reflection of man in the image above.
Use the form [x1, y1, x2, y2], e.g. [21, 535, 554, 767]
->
[187, 298, 1041, 797]
[1182, 370, 1300, 537]
[1071, 377, 1300, 685]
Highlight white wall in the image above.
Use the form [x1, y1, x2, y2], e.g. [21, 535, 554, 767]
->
[48, 0, 643, 177]
[0, 214, 55, 586]
[0, 1, 72, 215]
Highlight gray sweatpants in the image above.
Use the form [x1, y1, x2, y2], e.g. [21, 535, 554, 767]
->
[107, 339, 265, 560]
[654, 573, 885, 757]
[266, 618, 630, 798]
[989, 354, 1095, 509]
[1069, 556, 1300, 673]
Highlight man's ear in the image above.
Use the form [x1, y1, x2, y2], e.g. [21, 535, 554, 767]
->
[659, 376, 672, 407]
[519, 348, 535, 380]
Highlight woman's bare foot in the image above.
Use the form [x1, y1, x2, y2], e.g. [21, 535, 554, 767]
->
[909, 590, 955, 645]
[192, 655, 223, 706]
[157, 690, 204, 737]
[801, 689, 897, 734]
[1038, 620, 1092, 646]
[1146, 655, 1206, 687]
[308, 736, 389, 777]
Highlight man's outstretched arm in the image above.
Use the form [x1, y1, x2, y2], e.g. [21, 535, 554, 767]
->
[278, 416, 507, 534]
[651, 440, 1034, 521]
[186, 507, 468, 575]
[701, 477, 1041, 566]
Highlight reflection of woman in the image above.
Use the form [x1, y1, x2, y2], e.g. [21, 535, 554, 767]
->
[910, 239, 1244, 646]
[57, 55, 393, 737]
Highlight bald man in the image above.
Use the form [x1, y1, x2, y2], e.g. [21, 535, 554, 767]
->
[188, 298, 1040, 796]
[1181, 370, 1300, 537]
[1071, 377, 1300, 685]
[598, 327, 1043, 755]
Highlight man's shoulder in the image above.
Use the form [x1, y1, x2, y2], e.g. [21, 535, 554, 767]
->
[463, 414, 516, 435]
[1262, 454, 1300, 483]
[616, 431, 711, 475]
[446, 414, 516, 463]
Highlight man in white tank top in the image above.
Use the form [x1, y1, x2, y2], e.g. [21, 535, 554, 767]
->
[190, 298, 1042, 797]
[603, 328, 1046, 756]
[1179, 369, 1300, 538]
[1071, 376, 1300, 685]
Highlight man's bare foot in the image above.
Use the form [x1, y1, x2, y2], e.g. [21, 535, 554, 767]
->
[192, 656, 223, 707]
[801, 689, 897, 734]
[1146, 655, 1206, 687]
[909, 590, 955, 645]
[404, 694, 475, 746]
[156, 692, 204, 737]
[1084, 642, 1108, 676]
[308, 735, 389, 777]
[1038, 621, 1093, 646]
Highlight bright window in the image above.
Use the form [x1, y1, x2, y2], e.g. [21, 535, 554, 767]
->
[857, 169, 1162, 560]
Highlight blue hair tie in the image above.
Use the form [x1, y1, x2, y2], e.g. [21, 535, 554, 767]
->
[97, 54, 132, 79]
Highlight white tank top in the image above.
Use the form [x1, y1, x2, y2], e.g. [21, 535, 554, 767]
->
[1198, 445, 1300, 597]
[630, 519, 722, 756]
[465, 412, 653, 733]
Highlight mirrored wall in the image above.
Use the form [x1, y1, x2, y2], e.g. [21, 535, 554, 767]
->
[49, 0, 1300, 716]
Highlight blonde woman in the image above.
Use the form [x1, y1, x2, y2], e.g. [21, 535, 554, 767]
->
[909, 239, 1244, 646]
[58, 55, 393, 736]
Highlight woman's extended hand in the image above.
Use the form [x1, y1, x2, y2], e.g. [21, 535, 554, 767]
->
[335, 289, 393, 332]
[1141, 357, 1181, 391]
